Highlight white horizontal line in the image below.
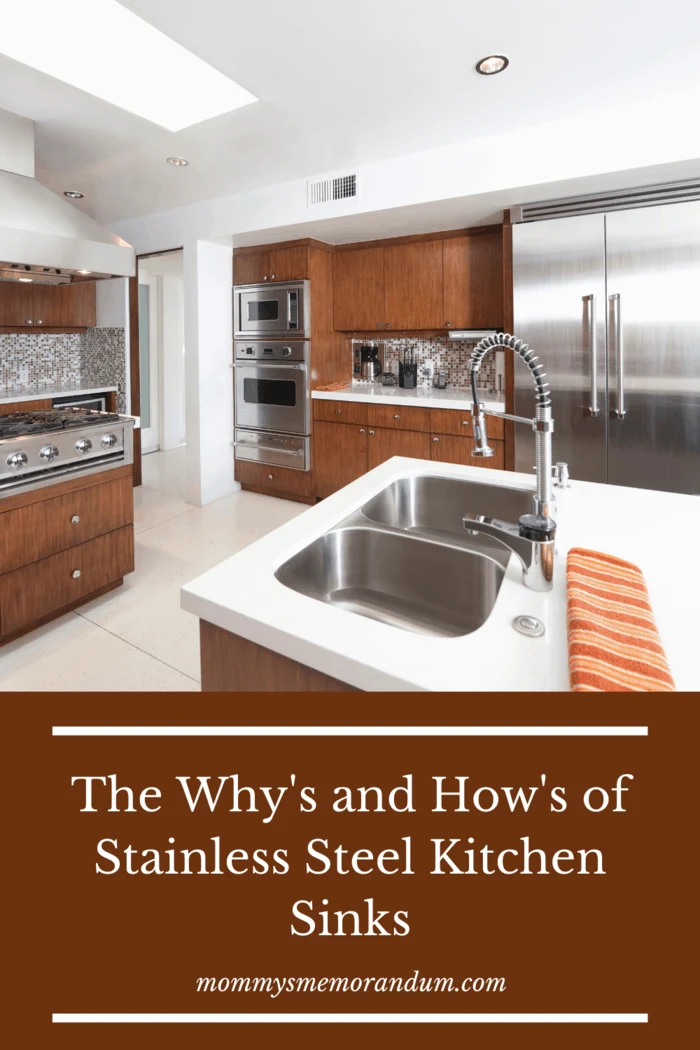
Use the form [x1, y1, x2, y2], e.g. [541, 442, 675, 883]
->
[52, 1013, 648, 1024]
[52, 726, 648, 737]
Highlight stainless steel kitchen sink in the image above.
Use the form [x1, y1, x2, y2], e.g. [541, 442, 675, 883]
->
[275, 525, 508, 638]
[360, 475, 533, 547]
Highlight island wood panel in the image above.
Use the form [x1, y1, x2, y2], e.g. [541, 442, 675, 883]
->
[443, 230, 504, 330]
[200, 621, 357, 692]
[332, 246, 385, 331]
[0, 464, 133, 514]
[430, 434, 505, 470]
[383, 239, 444, 330]
[0, 525, 134, 637]
[313, 421, 368, 498]
[0, 398, 52, 415]
[429, 407, 505, 439]
[0, 473, 133, 574]
[235, 459, 315, 503]
[313, 399, 368, 425]
[367, 426, 431, 470]
[233, 250, 270, 285]
[367, 403, 432, 433]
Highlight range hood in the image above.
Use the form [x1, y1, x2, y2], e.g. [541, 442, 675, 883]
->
[0, 108, 135, 282]
[448, 329, 502, 340]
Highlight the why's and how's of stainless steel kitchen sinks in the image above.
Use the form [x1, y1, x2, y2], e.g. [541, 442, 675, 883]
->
[275, 475, 535, 638]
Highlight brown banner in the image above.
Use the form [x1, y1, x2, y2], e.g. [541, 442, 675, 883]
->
[5, 694, 695, 1048]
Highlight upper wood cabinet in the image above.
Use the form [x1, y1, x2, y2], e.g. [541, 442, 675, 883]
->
[384, 239, 444, 330]
[332, 246, 385, 331]
[234, 245, 310, 285]
[443, 230, 504, 329]
[0, 280, 96, 328]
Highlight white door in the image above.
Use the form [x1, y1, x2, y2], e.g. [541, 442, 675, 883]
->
[138, 274, 160, 454]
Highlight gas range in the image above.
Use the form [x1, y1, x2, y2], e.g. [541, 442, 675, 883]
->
[0, 408, 135, 495]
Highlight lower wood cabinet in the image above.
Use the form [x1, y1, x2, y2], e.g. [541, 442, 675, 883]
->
[313, 399, 506, 498]
[235, 459, 315, 503]
[0, 399, 52, 416]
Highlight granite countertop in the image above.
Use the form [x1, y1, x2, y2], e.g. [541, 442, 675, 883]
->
[0, 383, 118, 405]
[181, 459, 700, 691]
[312, 382, 504, 412]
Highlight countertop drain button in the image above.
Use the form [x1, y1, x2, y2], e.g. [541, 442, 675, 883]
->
[512, 615, 545, 638]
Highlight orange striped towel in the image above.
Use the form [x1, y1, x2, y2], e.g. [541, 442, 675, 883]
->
[567, 548, 675, 692]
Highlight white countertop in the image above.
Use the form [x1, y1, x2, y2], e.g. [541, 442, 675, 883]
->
[312, 383, 505, 413]
[0, 384, 118, 405]
[181, 460, 700, 692]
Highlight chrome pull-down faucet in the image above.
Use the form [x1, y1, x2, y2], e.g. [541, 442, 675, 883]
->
[463, 333, 566, 592]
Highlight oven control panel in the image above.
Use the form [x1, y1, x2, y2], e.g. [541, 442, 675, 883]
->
[234, 340, 309, 363]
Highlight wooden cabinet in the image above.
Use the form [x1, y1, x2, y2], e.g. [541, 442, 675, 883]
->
[0, 466, 134, 642]
[430, 434, 505, 470]
[443, 231, 504, 329]
[0, 526, 133, 637]
[367, 426, 431, 470]
[0, 399, 52, 416]
[234, 245, 310, 285]
[313, 421, 368, 498]
[384, 240, 444, 330]
[0, 280, 96, 328]
[332, 246, 385, 331]
[429, 407, 504, 439]
[235, 459, 315, 503]
[314, 399, 368, 425]
[367, 404, 432, 433]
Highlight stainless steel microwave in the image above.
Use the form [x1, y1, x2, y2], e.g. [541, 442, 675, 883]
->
[234, 280, 310, 338]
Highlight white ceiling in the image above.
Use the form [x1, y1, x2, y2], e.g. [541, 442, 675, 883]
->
[2, 0, 700, 225]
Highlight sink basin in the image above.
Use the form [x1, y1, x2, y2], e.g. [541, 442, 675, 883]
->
[275, 526, 507, 637]
[360, 475, 533, 548]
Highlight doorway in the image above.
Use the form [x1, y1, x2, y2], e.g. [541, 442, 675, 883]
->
[135, 250, 186, 496]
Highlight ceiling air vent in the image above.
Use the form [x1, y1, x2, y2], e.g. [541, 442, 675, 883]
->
[308, 170, 358, 207]
[511, 177, 700, 222]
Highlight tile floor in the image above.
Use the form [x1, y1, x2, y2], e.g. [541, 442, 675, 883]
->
[0, 447, 308, 691]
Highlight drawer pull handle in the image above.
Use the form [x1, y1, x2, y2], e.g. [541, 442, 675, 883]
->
[462, 420, 469, 426]
[359, 428, 366, 434]
[369, 430, 375, 435]
[433, 437, 439, 443]
[71, 515, 80, 524]
[72, 569, 81, 579]
[393, 414, 400, 420]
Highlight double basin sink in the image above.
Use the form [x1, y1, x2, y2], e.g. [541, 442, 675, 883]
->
[275, 476, 533, 638]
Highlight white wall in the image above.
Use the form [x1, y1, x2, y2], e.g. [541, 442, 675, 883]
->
[95, 276, 130, 413]
[183, 239, 235, 506]
[160, 274, 185, 450]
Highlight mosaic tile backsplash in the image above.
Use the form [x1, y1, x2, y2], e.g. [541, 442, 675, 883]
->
[0, 328, 127, 412]
[353, 336, 504, 396]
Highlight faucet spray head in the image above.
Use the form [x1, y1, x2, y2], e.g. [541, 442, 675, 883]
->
[471, 403, 494, 458]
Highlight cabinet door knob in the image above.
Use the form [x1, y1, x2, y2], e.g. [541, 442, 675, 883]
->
[445, 321, 452, 327]
[72, 569, 81, 579]
[385, 323, 392, 329]
[71, 515, 80, 524]
[377, 323, 383, 328]
[268, 474, 274, 480]
[393, 414, 400, 420]
[335, 408, 342, 414]
[368, 429, 375, 435]
[263, 275, 268, 281]
[25, 319, 33, 324]
[359, 428, 366, 434]
[36, 319, 43, 325]
[270, 274, 275, 280]
[433, 436, 439, 443]
[462, 420, 469, 426]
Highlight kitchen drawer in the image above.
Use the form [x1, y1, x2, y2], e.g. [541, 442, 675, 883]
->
[0, 474, 133, 574]
[313, 399, 368, 425]
[367, 427, 431, 470]
[429, 407, 505, 439]
[367, 404, 432, 432]
[0, 525, 134, 637]
[235, 459, 315, 501]
[430, 434, 505, 470]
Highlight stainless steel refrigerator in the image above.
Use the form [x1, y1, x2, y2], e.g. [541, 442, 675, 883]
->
[512, 200, 700, 494]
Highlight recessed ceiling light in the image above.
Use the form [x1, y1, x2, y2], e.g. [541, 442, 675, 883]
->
[0, 0, 258, 131]
[64, 190, 85, 199]
[18, 277, 33, 283]
[476, 54, 509, 76]
[166, 157, 190, 167]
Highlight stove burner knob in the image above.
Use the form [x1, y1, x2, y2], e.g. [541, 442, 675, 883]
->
[6, 451, 28, 470]
[101, 433, 118, 449]
[282, 346, 293, 357]
[74, 438, 92, 455]
[39, 444, 59, 463]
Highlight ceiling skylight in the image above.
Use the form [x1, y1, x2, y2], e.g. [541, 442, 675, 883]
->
[0, 0, 257, 131]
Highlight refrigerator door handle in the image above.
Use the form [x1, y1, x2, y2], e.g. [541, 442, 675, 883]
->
[583, 294, 599, 416]
[609, 293, 626, 419]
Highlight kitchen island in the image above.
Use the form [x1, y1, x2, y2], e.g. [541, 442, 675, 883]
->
[181, 458, 700, 691]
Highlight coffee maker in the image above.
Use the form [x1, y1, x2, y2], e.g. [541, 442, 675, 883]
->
[353, 341, 384, 381]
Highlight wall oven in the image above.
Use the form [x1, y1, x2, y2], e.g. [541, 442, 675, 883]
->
[234, 340, 311, 470]
[234, 280, 310, 338]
